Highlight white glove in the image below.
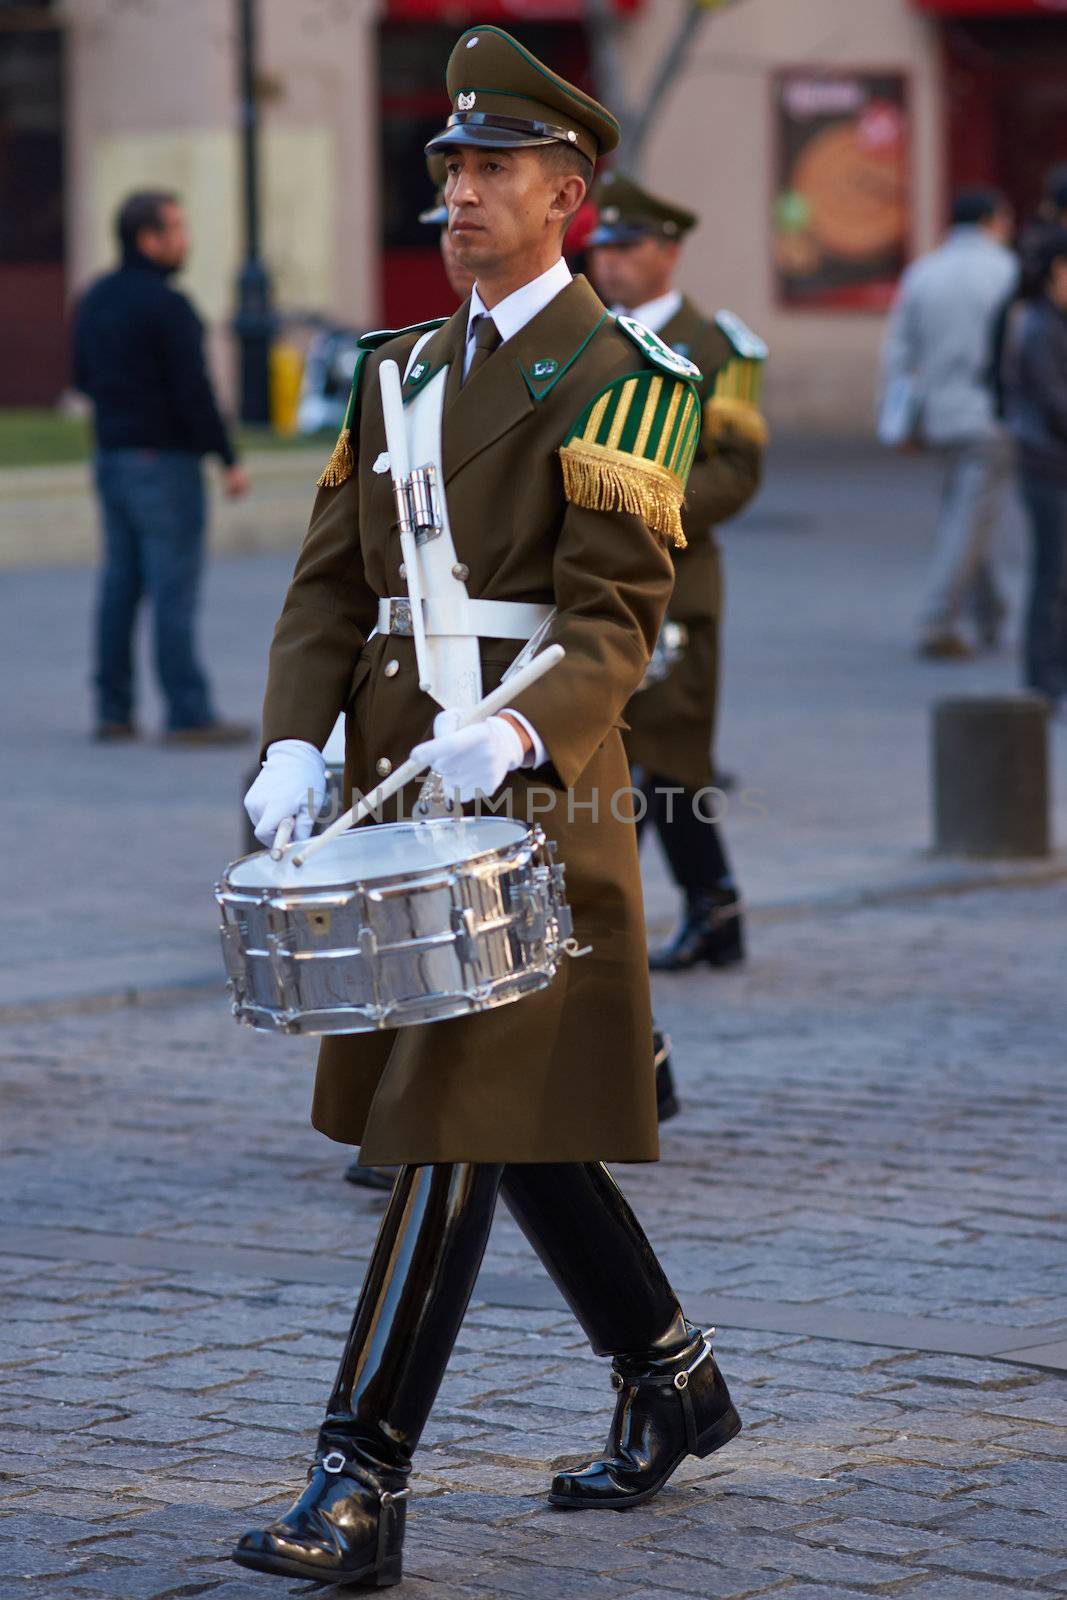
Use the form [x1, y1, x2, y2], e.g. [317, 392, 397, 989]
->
[244, 739, 327, 847]
[411, 710, 525, 802]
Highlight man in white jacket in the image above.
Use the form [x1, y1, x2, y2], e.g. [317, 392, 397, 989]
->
[879, 188, 1019, 658]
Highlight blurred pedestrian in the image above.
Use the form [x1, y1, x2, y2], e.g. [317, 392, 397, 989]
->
[73, 189, 252, 744]
[1003, 228, 1067, 710]
[879, 187, 1019, 660]
[1017, 163, 1067, 300]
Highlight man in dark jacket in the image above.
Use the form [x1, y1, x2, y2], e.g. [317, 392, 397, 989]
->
[1004, 229, 1067, 707]
[74, 190, 250, 744]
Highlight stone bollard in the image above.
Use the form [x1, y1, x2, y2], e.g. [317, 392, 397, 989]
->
[932, 695, 1051, 858]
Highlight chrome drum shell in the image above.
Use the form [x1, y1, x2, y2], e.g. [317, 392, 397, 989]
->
[215, 817, 573, 1036]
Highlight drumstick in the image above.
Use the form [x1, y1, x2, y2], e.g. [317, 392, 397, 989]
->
[269, 815, 295, 861]
[379, 360, 432, 695]
[291, 643, 564, 868]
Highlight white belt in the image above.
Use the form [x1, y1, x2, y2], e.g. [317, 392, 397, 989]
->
[377, 596, 553, 641]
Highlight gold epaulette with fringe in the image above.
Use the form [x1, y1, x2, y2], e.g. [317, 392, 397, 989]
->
[559, 372, 702, 548]
[316, 352, 365, 489]
[705, 394, 769, 449]
[706, 309, 768, 452]
[316, 317, 448, 489]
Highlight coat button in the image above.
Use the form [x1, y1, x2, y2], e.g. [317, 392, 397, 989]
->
[398, 562, 407, 579]
[384, 659, 399, 678]
[376, 757, 392, 777]
[451, 562, 469, 580]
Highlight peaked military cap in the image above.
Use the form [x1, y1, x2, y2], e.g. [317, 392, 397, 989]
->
[425, 25, 619, 166]
[418, 152, 448, 227]
[589, 171, 698, 247]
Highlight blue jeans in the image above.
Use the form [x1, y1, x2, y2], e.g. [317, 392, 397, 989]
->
[93, 449, 215, 729]
[1018, 467, 1067, 701]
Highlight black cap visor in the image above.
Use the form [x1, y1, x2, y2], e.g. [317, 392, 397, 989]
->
[426, 112, 571, 156]
[587, 223, 654, 248]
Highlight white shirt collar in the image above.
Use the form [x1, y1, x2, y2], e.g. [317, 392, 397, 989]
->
[614, 289, 683, 334]
[465, 258, 573, 372]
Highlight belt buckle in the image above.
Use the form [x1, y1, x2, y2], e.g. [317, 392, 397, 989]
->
[388, 598, 413, 637]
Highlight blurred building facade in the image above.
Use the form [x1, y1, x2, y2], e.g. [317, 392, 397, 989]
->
[3, 0, 1067, 428]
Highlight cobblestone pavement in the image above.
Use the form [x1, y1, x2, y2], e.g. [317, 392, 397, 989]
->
[3, 879, 1066, 1599]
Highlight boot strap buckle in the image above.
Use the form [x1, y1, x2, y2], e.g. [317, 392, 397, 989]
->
[674, 1336, 713, 1390]
[380, 1487, 411, 1506]
[322, 1450, 347, 1474]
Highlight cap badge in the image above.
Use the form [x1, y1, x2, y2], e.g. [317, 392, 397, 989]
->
[532, 359, 558, 379]
[457, 91, 476, 111]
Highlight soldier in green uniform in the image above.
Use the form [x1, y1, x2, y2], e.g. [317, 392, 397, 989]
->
[589, 172, 767, 974]
[235, 29, 740, 1588]
[344, 158, 476, 1197]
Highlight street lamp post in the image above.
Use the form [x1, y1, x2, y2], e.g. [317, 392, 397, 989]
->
[234, 0, 274, 424]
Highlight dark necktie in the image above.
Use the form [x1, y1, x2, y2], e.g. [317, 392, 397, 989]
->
[464, 313, 500, 385]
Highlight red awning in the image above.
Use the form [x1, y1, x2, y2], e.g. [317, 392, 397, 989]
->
[912, 0, 1067, 14]
[389, 0, 641, 17]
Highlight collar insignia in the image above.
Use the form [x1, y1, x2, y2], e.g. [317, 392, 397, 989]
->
[531, 358, 558, 378]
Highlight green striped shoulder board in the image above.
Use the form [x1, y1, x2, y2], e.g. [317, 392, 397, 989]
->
[559, 359, 702, 549]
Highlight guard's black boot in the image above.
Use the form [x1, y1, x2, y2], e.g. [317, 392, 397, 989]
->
[549, 1326, 741, 1510]
[499, 1164, 741, 1510]
[233, 1442, 408, 1587]
[654, 1030, 679, 1123]
[234, 1163, 501, 1586]
[649, 887, 744, 972]
[344, 1159, 397, 1192]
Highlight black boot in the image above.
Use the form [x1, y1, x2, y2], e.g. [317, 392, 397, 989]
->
[344, 1159, 397, 1191]
[499, 1163, 741, 1508]
[234, 1163, 501, 1586]
[649, 887, 744, 972]
[654, 1030, 679, 1123]
[550, 1326, 741, 1509]
[233, 1443, 409, 1586]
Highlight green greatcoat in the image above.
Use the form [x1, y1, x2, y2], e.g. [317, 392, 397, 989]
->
[623, 296, 766, 793]
[259, 275, 702, 1166]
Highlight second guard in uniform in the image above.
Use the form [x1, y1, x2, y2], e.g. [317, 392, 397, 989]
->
[589, 172, 768, 972]
[236, 29, 741, 1588]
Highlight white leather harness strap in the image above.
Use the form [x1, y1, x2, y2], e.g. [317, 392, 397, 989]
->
[369, 330, 556, 711]
[377, 596, 553, 640]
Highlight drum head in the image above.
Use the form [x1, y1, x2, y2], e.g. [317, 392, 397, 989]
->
[227, 815, 531, 890]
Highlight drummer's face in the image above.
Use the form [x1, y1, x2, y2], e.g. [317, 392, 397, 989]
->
[444, 146, 580, 287]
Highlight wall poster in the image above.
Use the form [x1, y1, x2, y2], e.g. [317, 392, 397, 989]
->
[773, 70, 911, 311]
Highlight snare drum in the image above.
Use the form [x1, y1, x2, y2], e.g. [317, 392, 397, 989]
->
[638, 620, 688, 691]
[215, 816, 573, 1036]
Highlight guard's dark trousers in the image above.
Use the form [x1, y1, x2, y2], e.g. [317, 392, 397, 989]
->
[233, 1162, 740, 1586]
[638, 775, 745, 970]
